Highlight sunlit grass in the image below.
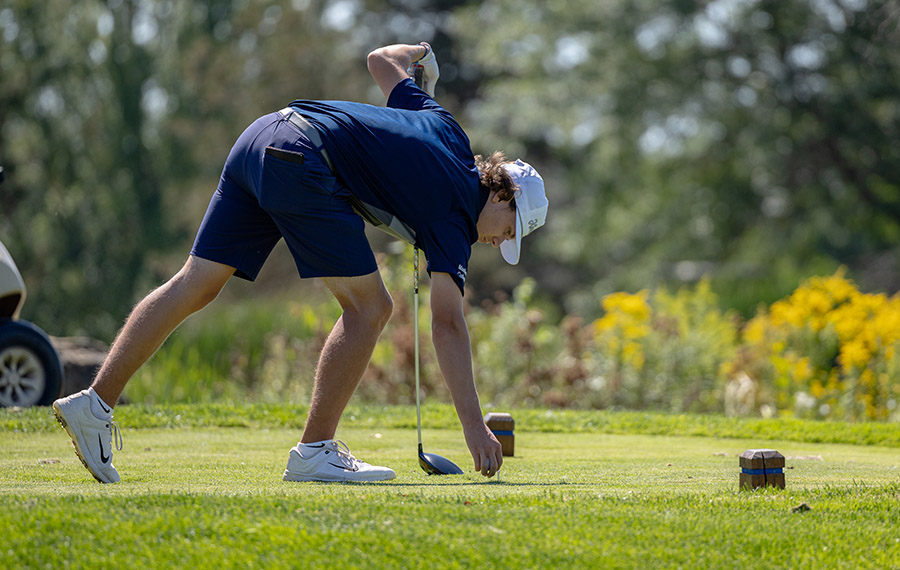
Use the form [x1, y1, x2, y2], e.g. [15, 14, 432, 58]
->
[2, 405, 899, 569]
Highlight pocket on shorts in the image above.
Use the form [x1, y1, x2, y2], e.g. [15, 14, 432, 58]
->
[258, 146, 313, 212]
[264, 146, 305, 164]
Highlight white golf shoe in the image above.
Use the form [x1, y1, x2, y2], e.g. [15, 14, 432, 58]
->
[282, 440, 396, 482]
[53, 389, 122, 484]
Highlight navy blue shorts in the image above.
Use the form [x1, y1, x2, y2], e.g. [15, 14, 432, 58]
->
[190, 112, 376, 281]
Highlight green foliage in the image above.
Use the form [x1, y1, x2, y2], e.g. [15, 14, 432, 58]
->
[88, 269, 899, 423]
[3, 0, 899, 340]
[468, 278, 571, 407]
[1, 0, 193, 336]
[3, 1, 899, 428]
[0, 0, 456, 338]
[579, 272, 900, 422]
[452, 0, 900, 314]
[737, 269, 900, 422]
[126, 296, 340, 405]
[586, 279, 738, 412]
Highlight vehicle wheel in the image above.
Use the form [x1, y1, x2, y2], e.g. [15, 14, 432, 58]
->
[0, 319, 64, 407]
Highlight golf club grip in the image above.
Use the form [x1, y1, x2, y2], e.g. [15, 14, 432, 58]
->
[413, 64, 425, 90]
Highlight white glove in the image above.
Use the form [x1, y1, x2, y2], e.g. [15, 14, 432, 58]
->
[407, 42, 439, 97]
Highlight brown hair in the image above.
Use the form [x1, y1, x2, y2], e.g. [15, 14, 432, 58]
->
[475, 151, 517, 206]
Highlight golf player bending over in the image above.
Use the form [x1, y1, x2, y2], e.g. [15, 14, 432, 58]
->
[53, 42, 548, 483]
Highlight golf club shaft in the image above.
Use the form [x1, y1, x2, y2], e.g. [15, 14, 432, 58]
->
[414, 247, 423, 449]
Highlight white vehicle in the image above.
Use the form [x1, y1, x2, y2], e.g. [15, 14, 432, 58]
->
[0, 166, 64, 407]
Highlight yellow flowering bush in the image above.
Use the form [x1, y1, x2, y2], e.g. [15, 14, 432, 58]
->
[588, 280, 737, 412]
[738, 268, 900, 420]
[366, 252, 899, 420]
[592, 291, 652, 371]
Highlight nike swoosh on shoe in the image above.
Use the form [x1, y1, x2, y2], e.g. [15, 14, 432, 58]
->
[98, 433, 110, 464]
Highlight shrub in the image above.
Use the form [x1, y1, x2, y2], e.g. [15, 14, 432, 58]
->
[125, 257, 900, 423]
[586, 279, 738, 413]
[736, 268, 900, 421]
[467, 278, 571, 408]
[127, 298, 335, 405]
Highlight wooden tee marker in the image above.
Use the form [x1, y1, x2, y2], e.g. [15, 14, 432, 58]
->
[484, 412, 515, 457]
[739, 449, 785, 490]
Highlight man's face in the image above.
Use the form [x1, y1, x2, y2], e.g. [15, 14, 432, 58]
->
[476, 193, 516, 248]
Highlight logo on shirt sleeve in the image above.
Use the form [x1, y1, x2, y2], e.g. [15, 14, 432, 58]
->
[457, 264, 467, 285]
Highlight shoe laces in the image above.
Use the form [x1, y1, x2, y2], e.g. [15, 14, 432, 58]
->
[329, 440, 359, 470]
[109, 420, 123, 451]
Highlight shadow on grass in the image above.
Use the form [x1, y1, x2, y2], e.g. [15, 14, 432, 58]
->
[310, 480, 596, 487]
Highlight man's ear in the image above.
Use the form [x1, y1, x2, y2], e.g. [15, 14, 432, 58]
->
[490, 190, 513, 204]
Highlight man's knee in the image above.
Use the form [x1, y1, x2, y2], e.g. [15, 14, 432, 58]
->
[371, 291, 394, 328]
[332, 283, 393, 331]
[190, 282, 224, 311]
[166, 257, 232, 312]
[350, 289, 393, 331]
[325, 273, 394, 331]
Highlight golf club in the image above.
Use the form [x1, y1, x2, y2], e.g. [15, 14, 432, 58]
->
[414, 247, 463, 475]
[408, 54, 461, 475]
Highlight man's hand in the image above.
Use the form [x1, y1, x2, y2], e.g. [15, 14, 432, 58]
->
[463, 422, 503, 477]
[430, 272, 502, 478]
[407, 42, 439, 97]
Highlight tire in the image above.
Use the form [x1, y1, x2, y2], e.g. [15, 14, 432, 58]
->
[0, 319, 64, 407]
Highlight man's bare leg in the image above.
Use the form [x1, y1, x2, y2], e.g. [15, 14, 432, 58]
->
[92, 256, 235, 406]
[300, 271, 393, 443]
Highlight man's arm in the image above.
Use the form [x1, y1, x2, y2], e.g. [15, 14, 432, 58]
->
[367, 43, 428, 99]
[429, 272, 503, 477]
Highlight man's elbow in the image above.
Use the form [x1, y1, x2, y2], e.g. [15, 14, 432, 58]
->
[366, 49, 379, 69]
[366, 48, 390, 74]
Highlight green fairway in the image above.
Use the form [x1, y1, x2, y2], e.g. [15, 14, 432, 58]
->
[2, 405, 899, 569]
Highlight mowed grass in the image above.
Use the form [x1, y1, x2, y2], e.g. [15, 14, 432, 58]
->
[2, 405, 900, 569]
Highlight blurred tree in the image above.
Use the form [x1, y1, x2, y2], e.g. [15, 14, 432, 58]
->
[3, 0, 896, 339]
[0, 0, 474, 338]
[0, 1, 211, 336]
[452, 0, 900, 315]
[0, 0, 165, 335]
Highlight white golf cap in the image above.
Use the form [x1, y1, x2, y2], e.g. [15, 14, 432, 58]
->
[500, 159, 548, 265]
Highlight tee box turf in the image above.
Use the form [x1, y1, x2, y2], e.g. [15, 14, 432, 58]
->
[484, 412, 515, 456]
[739, 449, 785, 490]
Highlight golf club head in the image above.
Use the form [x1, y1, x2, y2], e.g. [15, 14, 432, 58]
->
[418, 449, 463, 475]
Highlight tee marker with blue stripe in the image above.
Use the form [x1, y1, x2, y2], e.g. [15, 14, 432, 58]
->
[484, 412, 515, 457]
[739, 449, 786, 490]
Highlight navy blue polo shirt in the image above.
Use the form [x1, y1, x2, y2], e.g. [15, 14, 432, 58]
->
[288, 79, 486, 293]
